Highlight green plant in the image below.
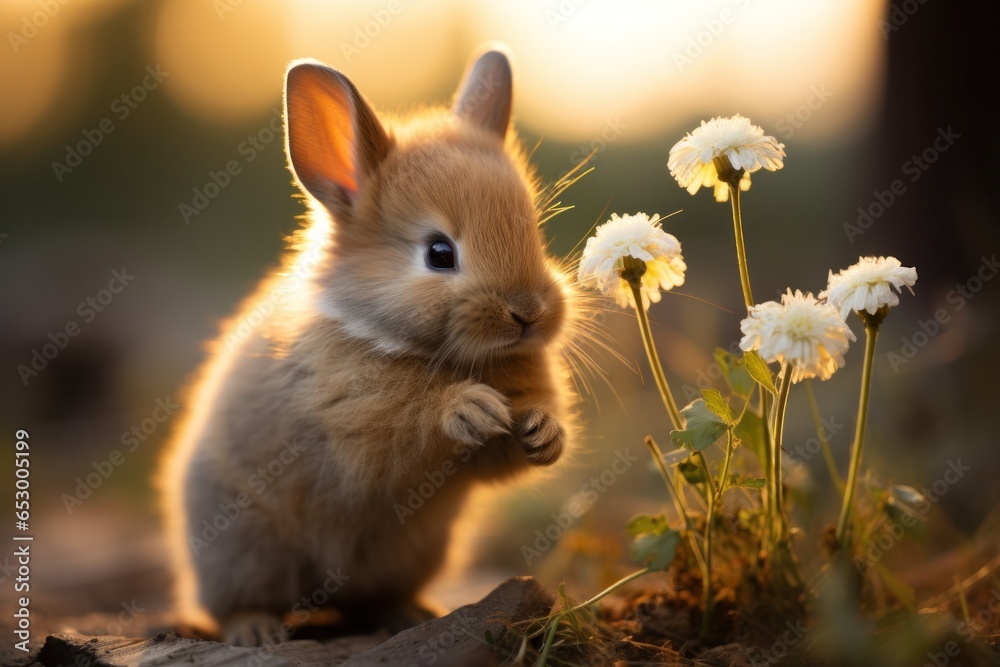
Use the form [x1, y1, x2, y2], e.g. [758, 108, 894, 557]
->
[522, 115, 921, 662]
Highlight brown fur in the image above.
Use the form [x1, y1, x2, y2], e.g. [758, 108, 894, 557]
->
[159, 47, 578, 646]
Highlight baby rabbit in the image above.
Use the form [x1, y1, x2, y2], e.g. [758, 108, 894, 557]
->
[160, 46, 577, 646]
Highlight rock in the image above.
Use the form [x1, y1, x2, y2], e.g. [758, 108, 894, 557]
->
[34, 631, 393, 667]
[697, 642, 756, 667]
[27, 577, 553, 666]
[275, 637, 390, 666]
[345, 576, 554, 667]
[36, 632, 295, 666]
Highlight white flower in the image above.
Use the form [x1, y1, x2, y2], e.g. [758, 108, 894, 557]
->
[577, 212, 686, 310]
[820, 256, 918, 320]
[667, 114, 786, 202]
[740, 289, 855, 383]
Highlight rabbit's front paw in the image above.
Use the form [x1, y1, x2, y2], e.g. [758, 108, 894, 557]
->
[516, 408, 565, 466]
[222, 612, 285, 647]
[443, 382, 511, 446]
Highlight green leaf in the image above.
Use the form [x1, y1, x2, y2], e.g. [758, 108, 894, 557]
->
[701, 387, 735, 424]
[723, 473, 766, 492]
[626, 513, 667, 537]
[631, 529, 681, 572]
[735, 409, 767, 470]
[714, 348, 754, 397]
[628, 513, 682, 573]
[670, 399, 727, 451]
[743, 350, 777, 395]
[677, 458, 705, 485]
[736, 476, 767, 489]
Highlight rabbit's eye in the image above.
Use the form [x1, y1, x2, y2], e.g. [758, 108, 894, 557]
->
[426, 239, 456, 270]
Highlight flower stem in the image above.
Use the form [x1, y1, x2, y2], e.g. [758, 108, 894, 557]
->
[716, 430, 736, 510]
[644, 436, 693, 534]
[629, 281, 718, 502]
[728, 184, 754, 311]
[701, 500, 715, 639]
[760, 391, 774, 546]
[836, 322, 879, 549]
[644, 435, 710, 582]
[726, 182, 774, 546]
[770, 364, 792, 544]
[701, 429, 734, 639]
[804, 379, 844, 492]
[630, 282, 683, 429]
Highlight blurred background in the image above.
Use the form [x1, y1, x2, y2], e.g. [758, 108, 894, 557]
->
[1, 0, 998, 623]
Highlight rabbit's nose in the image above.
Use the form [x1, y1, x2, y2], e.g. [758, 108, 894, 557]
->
[508, 293, 545, 328]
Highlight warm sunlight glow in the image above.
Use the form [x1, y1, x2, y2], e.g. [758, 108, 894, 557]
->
[469, 0, 885, 143]
[0, 25, 67, 145]
[3, 0, 887, 143]
[0, 0, 131, 145]
[285, 0, 459, 107]
[153, 0, 292, 122]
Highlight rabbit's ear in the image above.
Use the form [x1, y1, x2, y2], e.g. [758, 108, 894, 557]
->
[452, 46, 513, 140]
[284, 60, 390, 216]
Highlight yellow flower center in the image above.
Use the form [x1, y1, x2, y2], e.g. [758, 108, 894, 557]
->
[785, 311, 816, 338]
